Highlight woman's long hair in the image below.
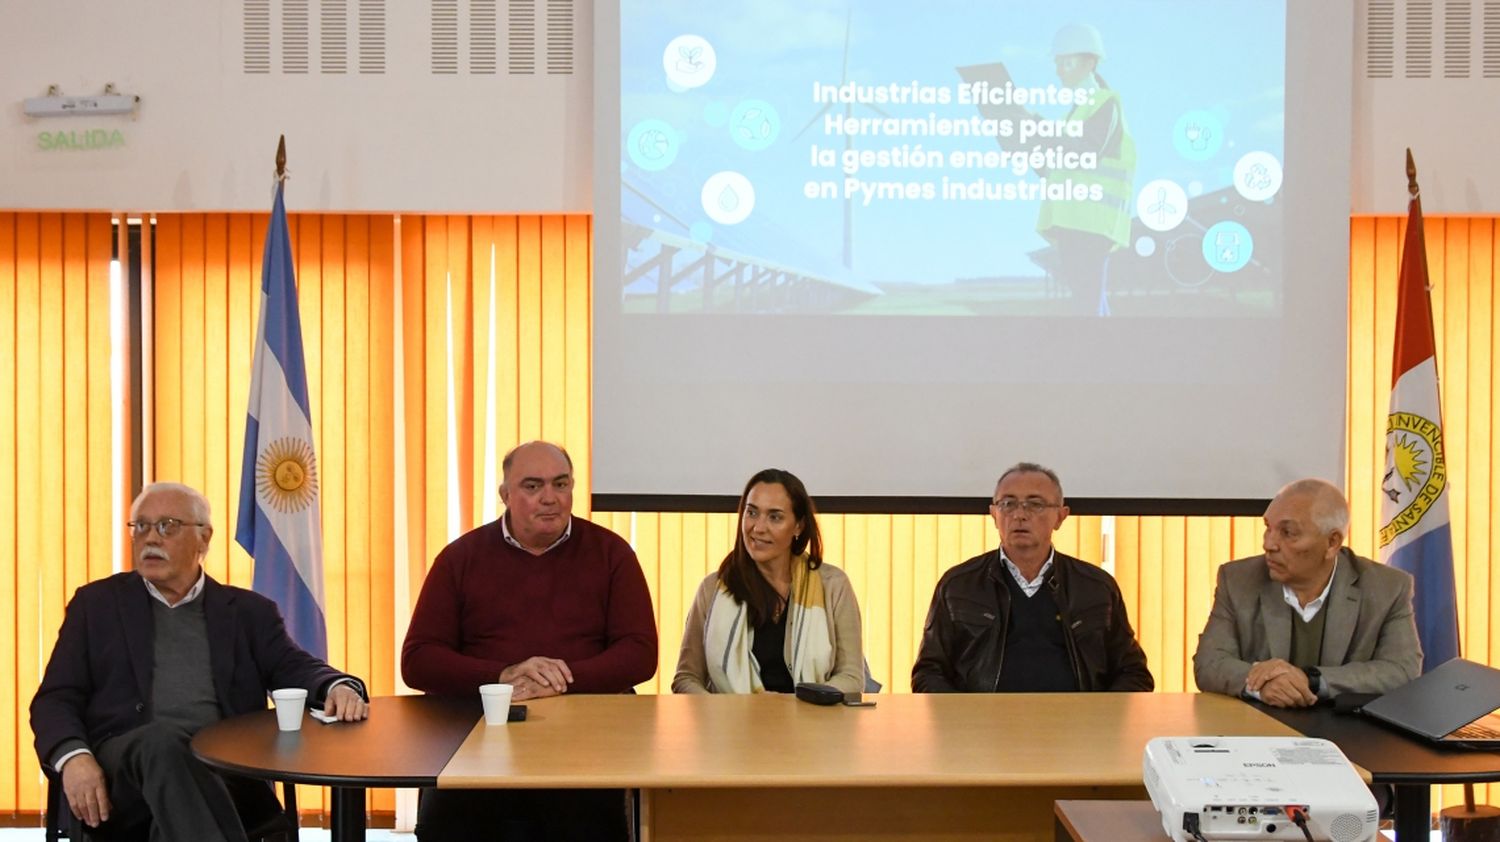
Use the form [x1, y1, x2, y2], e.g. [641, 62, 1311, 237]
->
[717, 468, 824, 628]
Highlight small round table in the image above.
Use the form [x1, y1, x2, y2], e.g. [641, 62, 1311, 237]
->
[1260, 702, 1500, 841]
[192, 695, 481, 842]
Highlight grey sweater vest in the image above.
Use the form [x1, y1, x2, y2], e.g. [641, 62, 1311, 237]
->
[150, 598, 222, 732]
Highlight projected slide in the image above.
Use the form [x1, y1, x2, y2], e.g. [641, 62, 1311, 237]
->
[595, 1, 1349, 503]
[618, 1, 1286, 318]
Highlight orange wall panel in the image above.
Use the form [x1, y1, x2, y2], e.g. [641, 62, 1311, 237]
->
[3, 211, 1499, 821]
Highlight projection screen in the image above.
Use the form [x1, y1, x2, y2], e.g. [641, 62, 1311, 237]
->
[593, 0, 1352, 511]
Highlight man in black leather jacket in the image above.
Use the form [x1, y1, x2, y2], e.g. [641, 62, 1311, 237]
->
[912, 463, 1153, 692]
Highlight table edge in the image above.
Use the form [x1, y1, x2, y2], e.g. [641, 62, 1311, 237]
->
[191, 745, 442, 789]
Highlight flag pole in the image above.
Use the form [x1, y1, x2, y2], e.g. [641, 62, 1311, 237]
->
[1406, 147, 1417, 198]
[237, 132, 329, 660]
[276, 134, 287, 183]
[1413, 144, 1478, 819]
[1408, 147, 1489, 828]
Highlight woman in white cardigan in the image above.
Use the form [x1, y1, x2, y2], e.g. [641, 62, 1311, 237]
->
[673, 468, 866, 694]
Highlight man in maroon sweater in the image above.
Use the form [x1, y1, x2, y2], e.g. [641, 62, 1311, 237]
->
[402, 441, 658, 841]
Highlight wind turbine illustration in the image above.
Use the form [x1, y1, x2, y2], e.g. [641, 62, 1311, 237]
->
[1143, 184, 1178, 230]
[791, 6, 886, 271]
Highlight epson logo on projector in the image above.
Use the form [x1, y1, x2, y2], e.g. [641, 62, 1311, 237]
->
[1243, 762, 1276, 768]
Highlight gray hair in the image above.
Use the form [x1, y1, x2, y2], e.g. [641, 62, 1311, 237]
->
[130, 482, 212, 527]
[500, 441, 574, 491]
[1277, 478, 1350, 536]
[995, 462, 1064, 500]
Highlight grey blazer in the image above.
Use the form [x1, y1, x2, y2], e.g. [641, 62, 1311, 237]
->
[1192, 548, 1422, 698]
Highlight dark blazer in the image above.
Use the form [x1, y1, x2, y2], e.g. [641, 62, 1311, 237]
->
[31, 571, 356, 767]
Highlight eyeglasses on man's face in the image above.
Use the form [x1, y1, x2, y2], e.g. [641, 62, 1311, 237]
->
[990, 498, 1060, 516]
[126, 518, 207, 539]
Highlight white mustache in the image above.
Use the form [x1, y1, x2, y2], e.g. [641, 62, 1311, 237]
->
[140, 547, 170, 561]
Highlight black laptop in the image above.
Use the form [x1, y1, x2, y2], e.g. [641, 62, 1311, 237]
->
[1362, 658, 1500, 748]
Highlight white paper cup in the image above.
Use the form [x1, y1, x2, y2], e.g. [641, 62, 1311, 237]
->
[479, 683, 514, 726]
[272, 688, 309, 732]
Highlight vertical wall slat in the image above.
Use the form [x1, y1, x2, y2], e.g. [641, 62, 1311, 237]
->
[538, 216, 567, 446]
[563, 215, 591, 509]
[492, 217, 521, 484]
[515, 217, 542, 442]
[444, 216, 474, 531]
[467, 215, 494, 522]
[202, 215, 232, 583]
[178, 216, 208, 495]
[226, 215, 255, 589]
[61, 216, 90, 607]
[1463, 219, 1492, 663]
[38, 216, 67, 767]
[1348, 217, 1380, 546]
[322, 216, 349, 680]
[13, 213, 44, 814]
[0, 214, 18, 811]
[153, 217, 183, 485]
[366, 214, 397, 815]
[423, 219, 448, 565]
[634, 513, 663, 693]
[345, 215, 374, 685]
[400, 217, 428, 598]
[1490, 217, 1500, 682]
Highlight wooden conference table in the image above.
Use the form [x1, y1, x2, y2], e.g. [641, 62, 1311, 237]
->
[193, 692, 1302, 842]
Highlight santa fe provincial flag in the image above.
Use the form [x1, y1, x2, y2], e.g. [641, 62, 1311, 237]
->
[235, 181, 328, 660]
[1377, 190, 1458, 670]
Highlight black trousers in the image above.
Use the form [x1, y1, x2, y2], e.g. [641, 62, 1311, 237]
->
[75, 720, 279, 842]
[416, 787, 629, 842]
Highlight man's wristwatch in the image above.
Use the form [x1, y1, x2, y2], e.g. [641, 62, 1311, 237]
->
[1302, 665, 1322, 693]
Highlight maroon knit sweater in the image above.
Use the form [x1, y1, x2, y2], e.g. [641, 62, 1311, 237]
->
[401, 516, 658, 695]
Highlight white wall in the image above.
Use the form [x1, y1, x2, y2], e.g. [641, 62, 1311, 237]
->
[0, 0, 592, 212]
[1350, 0, 1500, 213]
[0, 0, 1494, 214]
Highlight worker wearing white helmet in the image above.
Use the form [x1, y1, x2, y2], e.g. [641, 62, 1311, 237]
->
[1036, 22, 1136, 316]
[1053, 22, 1107, 61]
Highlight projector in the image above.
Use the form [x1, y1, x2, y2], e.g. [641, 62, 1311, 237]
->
[1142, 737, 1378, 842]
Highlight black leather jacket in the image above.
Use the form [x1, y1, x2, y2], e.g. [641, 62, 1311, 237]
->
[911, 550, 1154, 692]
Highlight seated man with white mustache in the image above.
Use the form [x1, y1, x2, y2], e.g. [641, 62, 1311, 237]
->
[31, 482, 367, 842]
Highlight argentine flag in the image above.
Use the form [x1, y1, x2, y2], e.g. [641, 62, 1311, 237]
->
[1377, 186, 1458, 671]
[235, 181, 328, 660]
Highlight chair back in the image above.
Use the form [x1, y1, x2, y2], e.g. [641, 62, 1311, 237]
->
[45, 770, 299, 842]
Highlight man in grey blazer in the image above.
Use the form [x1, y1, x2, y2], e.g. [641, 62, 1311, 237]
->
[1193, 478, 1422, 707]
